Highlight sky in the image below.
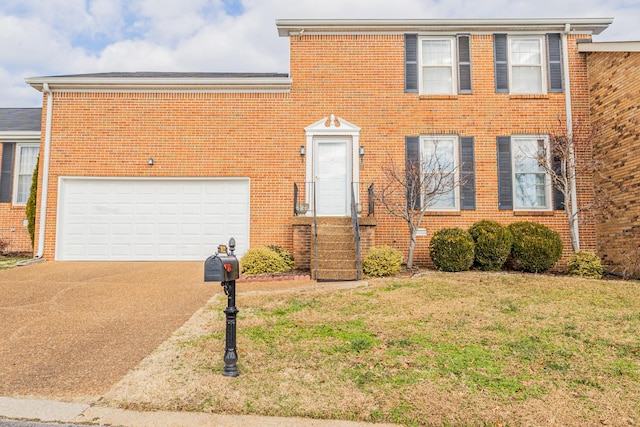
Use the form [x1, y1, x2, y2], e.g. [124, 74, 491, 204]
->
[1, 0, 638, 108]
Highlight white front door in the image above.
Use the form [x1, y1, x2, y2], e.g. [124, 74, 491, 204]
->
[315, 138, 350, 216]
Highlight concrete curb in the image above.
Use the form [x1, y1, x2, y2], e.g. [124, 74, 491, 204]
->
[0, 397, 400, 427]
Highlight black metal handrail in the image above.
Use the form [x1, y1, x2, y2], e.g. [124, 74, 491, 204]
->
[350, 182, 362, 280]
[367, 183, 375, 216]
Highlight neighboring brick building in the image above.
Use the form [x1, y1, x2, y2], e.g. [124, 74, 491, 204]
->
[579, 41, 640, 277]
[15, 18, 614, 275]
[0, 108, 41, 254]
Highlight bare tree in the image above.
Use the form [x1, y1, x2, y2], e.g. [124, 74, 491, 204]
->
[529, 120, 623, 253]
[376, 142, 460, 269]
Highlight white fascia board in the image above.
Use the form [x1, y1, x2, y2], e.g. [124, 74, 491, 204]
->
[0, 131, 41, 141]
[578, 41, 640, 52]
[25, 76, 293, 93]
[276, 18, 613, 37]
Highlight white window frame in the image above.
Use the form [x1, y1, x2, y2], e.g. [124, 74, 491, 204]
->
[12, 143, 39, 206]
[508, 35, 547, 95]
[511, 135, 552, 211]
[419, 36, 457, 95]
[421, 135, 460, 211]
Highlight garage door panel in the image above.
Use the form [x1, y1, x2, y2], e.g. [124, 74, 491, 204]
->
[58, 178, 249, 261]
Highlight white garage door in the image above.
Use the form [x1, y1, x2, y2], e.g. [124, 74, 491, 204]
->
[57, 178, 250, 261]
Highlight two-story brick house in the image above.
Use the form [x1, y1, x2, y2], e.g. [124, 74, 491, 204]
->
[14, 18, 613, 278]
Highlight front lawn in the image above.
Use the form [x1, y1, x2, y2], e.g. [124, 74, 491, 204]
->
[103, 272, 640, 426]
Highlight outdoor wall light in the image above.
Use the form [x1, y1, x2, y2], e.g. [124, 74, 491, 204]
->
[148, 158, 154, 166]
[300, 145, 306, 156]
[359, 145, 365, 157]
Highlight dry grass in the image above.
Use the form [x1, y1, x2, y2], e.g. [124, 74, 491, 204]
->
[102, 272, 640, 426]
[0, 257, 29, 270]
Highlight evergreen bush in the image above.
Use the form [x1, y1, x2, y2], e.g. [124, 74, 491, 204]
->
[362, 246, 403, 277]
[240, 247, 291, 275]
[567, 250, 604, 278]
[469, 220, 513, 271]
[429, 228, 475, 272]
[26, 157, 39, 247]
[266, 244, 295, 270]
[507, 221, 563, 273]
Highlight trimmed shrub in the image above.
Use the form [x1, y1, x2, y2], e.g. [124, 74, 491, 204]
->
[363, 246, 403, 277]
[507, 222, 563, 273]
[469, 220, 513, 271]
[266, 244, 295, 270]
[429, 228, 475, 272]
[567, 251, 604, 279]
[240, 247, 291, 275]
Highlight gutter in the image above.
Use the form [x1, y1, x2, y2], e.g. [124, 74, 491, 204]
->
[36, 83, 53, 259]
[562, 23, 580, 251]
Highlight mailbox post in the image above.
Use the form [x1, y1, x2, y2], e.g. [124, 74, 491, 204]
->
[204, 238, 240, 377]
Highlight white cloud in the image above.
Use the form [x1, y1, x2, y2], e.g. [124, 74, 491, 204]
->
[1, 0, 639, 107]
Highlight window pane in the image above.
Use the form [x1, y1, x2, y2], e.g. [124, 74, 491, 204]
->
[513, 139, 544, 172]
[512, 66, 542, 94]
[16, 146, 39, 204]
[422, 40, 452, 65]
[423, 138, 456, 209]
[422, 67, 453, 94]
[515, 173, 547, 208]
[511, 39, 541, 65]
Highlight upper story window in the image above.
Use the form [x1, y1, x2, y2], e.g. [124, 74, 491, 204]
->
[405, 34, 472, 95]
[494, 33, 563, 95]
[420, 38, 456, 95]
[13, 143, 39, 205]
[509, 37, 546, 94]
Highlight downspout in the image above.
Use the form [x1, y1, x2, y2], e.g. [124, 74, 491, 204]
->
[36, 83, 53, 259]
[562, 23, 580, 251]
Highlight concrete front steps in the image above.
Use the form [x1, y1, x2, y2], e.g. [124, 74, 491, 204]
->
[312, 217, 359, 281]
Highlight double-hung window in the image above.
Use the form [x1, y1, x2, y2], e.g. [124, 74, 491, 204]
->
[13, 143, 39, 205]
[494, 34, 563, 94]
[509, 36, 546, 94]
[497, 135, 552, 211]
[405, 34, 472, 94]
[422, 136, 459, 209]
[420, 38, 456, 95]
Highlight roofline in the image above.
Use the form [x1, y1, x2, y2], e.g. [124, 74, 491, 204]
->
[578, 41, 640, 52]
[0, 131, 41, 140]
[276, 18, 613, 37]
[25, 76, 293, 93]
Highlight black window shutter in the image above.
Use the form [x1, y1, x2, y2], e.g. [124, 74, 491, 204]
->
[405, 136, 421, 209]
[547, 33, 563, 93]
[405, 34, 418, 93]
[497, 136, 513, 210]
[494, 34, 509, 93]
[457, 35, 472, 94]
[0, 142, 15, 203]
[460, 137, 476, 210]
[552, 151, 565, 210]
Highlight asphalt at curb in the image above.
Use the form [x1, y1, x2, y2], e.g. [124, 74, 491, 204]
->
[0, 397, 400, 427]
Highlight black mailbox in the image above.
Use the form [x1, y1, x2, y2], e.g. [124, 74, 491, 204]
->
[204, 245, 239, 282]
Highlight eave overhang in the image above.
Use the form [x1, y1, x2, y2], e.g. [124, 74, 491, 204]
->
[276, 18, 613, 37]
[578, 41, 640, 52]
[25, 76, 293, 94]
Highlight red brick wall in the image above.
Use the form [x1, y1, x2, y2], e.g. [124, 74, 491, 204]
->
[586, 51, 640, 276]
[34, 33, 596, 266]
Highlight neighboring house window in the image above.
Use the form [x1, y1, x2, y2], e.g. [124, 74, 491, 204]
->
[405, 34, 472, 94]
[405, 135, 476, 211]
[494, 34, 563, 94]
[12, 143, 39, 205]
[497, 136, 551, 211]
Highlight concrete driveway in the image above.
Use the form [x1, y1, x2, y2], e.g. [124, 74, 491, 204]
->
[0, 262, 219, 401]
